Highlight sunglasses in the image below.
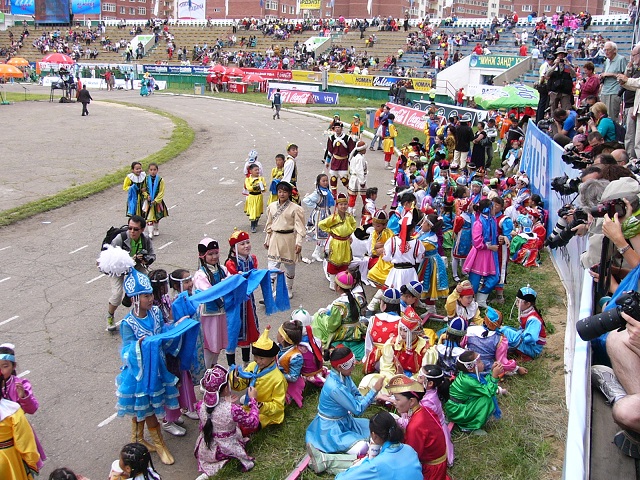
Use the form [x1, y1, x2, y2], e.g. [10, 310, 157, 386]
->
[128, 227, 141, 231]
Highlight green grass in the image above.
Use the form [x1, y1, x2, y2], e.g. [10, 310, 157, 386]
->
[2, 92, 50, 102]
[0, 102, 194, 227]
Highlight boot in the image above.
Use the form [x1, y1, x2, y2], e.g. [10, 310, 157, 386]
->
[147, 425, 175, 465]
[476, 292, 489, 309]
[493, 290, 505, 304]
[329, 275, 336, 291]
[312, 244, 324, 262]
[285, 276, 294, 299]
[153, 223, 159, 236]
[146, 224, 154, 236]
[131, 418, 156, 452]
[306, 442, 357, 475]
[366, 289, 384, 314]
[250, 219, 258, 233]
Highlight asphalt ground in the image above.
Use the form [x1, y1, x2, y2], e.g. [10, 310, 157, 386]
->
[0, 84, 392, 479]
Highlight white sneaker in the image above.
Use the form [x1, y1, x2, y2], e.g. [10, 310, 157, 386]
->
[196, 474, 209, 480]
[162, 421, 186, 436]
[153, 228, 159, 236]
[183, 410, 199, 420]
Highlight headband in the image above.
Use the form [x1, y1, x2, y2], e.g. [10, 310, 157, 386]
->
[278, 324, 294, 345]
[459, 356, 479, 371]
[420, 369, 444, 381]
[331, 351, 355, 370]
[0, 354, 16, 362]
[169, 273, 192, 284]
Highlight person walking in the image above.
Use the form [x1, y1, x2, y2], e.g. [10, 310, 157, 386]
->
[77, 84, 92, 116]
[272, 88, 282, 120]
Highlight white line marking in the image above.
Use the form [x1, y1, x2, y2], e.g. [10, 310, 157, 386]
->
[157, 241, 173, 250]
[0, 316, 19, 327]
[98, 412, 118, 428]
[0, 246, 10, 252]
[197, 189, 205, 195]
[69, 245, 88, 254]
[229, 161, 236, 164]
[0, 277, 11, 284]
[86, 274, 106, 284]
[169, 204, 177, 210]
[17, 370, 30, 378]
[42, 221, 51, 224]
[235, 200, 243, 206]
[206, 219, 217, 225]
[234, 166, 239, 170]
[212, 166, 218, 170]
[61, 222, 75, 229]
[219, 177, 225, 182]
[167, 178, 175, 183]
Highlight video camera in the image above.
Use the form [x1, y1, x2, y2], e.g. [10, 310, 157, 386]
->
[577, 291, 640, 341]
[551, 174, 581, 196]
[544, 205, 588, 249]
[562, 146, 593, 170]
[575, 106, 595, 125]
[590, 196, 639, 219]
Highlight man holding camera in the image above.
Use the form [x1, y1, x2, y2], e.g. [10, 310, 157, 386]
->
[545, 47, 576, 111]
[617, 43, 640, 161]
[551, 108, 578, 146]
[599, 41, 627, 125]
[105, 215, 156, 331]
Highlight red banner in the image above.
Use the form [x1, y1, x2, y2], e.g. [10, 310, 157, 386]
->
[228, 82, 247, 93]
[386, 102, 427, 132]
[279, 90, 314, 104]
[242, 68, 293, 81]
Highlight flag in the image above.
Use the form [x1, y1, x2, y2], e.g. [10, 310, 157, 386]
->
[367, 0, 372, 15]
[225, 0, 229, 15]
[260, 0, 264, 7]
[296, 0, 300, 14]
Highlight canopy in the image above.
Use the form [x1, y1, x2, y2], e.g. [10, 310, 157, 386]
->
[474, 84, 539, 109]
[7, 57, 29, 67]
[40, 53, 74, 65]
[225, 67, 245, 76]
[208, 64, 226, 74]
[0, 64, 24, 78]
[242, 73, 265, 83]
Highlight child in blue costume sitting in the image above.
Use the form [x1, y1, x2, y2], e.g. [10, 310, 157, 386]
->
[498, 286, 546, 360]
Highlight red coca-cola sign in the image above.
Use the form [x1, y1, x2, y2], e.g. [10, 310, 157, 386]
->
[280, 90, 314, 104]
[386, 102, 426, 132]
[243, 68, 293, 81]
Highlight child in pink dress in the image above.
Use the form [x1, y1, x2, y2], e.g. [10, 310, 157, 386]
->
[194, 365, 260, 480]
[0, 343, 46, 469]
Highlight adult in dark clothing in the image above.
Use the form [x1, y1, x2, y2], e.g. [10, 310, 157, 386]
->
[545, 47, 576, 111]
[78, 85, 92, 116]
[471, 121, 488, 168]
[396, 81, 408, 106]
[453, 113, 474, 169]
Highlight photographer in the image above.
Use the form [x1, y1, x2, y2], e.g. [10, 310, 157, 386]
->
[552, 108, 578, 146]
[105, 215, 156, 331]
[600, 178, 640, 272]
[587, 102, 617, 143]
[545, 47, 576, 111]
[617, 44, 640, 160]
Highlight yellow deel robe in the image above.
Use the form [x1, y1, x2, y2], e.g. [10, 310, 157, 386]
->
[318, 213, 357, 269]
[229, 361, 286, 428]
[367, 227, 394, 287]
[268, 166, 284, 204]
[244, 176, 266, 221]
[0, 405, 40, 480]
[445, 289, 483, 325]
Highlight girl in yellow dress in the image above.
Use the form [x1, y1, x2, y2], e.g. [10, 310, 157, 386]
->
[244, 164, 266, 233]
[268, 154, 285, 205]
[318, 193, 357, 291]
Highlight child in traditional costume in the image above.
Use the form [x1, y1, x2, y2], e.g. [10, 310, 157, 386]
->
[303, 173, 334, 263]
[386, 375, 448, 480]
[364, 288, 402, 374]
[306, 347, 384, 474]
[124, 161, 147, 217]
[144, 163, 168, 237]
[228, 326, 287, 431]
[312, 271, 367, 359]
[318, 192, 357, 288]
[417, 214, 449, 313]
[510, 214, 542, 268]
[498, 286, 546, 360]
[451, 199, 473, 282]
[436, 316, 468, 377]
[442, 195, 456, 249]
[276, 320, 306, 407]
[444, 350, 504, 433]
[445, 280, 482, 325]
[108, 442, 161, 480]
[243, 149, 263, 178]
[268, 154, 285, 205]
[194, 366, 259, 479]
[244, 164, 266, 233]
[349, 113, 364, 141]
[193, 238, 228, 368]
[365, 211, 394, 297]
[347, 140, 369, 215]
[0, 344, 46, 470]
[418, 364, 454, 467]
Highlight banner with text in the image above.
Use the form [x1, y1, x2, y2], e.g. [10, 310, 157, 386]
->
[268, 81, 319, 92]
[469, 54, 521, 69]
[11, 0, 34, 15]
[177, 0, 206, 20]
[299, 0, 321, 9]
[386, 103, 427, 131]
[71, 0, 100, 15]
[290, 70, 432, 91]
[268, 89, 314, 104]
[410, 100, 488, 124]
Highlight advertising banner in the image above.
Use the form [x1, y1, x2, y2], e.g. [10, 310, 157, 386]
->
[10, 0, 34, 15]
[35, 0, 70, 23]
[177, 0, 206, 20]
[242, 68, 292, 80]
[410, 100, 488, 124]
[290, 70, 432, 91]
[268, 89, 314, 104]
[311, 91, 339, 104]
[386, 103, 427, 131]
[268, 81, 319, 92]
[299, 0, 321, 9]
[469, 54, 521, 69]
[71, 0, 100, 15]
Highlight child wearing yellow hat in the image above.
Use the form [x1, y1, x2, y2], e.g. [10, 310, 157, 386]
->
[229, 326, 286, 432]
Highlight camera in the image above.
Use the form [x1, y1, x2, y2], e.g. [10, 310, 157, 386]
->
[137, 249, 154, 266]
[537, 119, 553, 134]
[576, 106, 589, 116]
[562, 148, 593, 170]
[545, 208, 588, 249]
[551, 174, 581, 196]
[590, 196, 639, 219]
[577, 291, 640, 341]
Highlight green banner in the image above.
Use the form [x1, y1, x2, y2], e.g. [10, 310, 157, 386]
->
[469, 55, 521, 69]
[0, 12, 5, 23]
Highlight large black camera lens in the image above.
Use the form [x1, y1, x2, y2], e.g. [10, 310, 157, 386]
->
[576, 308, 626, 341]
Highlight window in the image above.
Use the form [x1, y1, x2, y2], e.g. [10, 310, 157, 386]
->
[290, 5, 295, 13]
[138, 0, 145, 3]
[138, 7, 146, 14]
[103, 3, 116, 12]
[522, 5, 532, 11]
[265, 1, 278, 10]
[120, 6, 125, 13]
[544, 5, 551, 12]
[130, 7, 136, 14]
[556, 5, 563, 12]
[282, 4, 286, 12]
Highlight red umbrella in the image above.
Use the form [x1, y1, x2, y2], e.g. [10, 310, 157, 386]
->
[225, 67, 245, 76]
[242, 73, 265, 83]
[208, 64, 226, 74]
[40, 53, 74, 64]
[206, 74, 216, 82]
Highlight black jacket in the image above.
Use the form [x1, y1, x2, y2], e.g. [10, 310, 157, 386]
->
[77, 88, 92, 104]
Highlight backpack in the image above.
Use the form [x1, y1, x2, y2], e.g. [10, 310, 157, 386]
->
[614, 121, 626, 144]
[101, 225, 128, 251]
